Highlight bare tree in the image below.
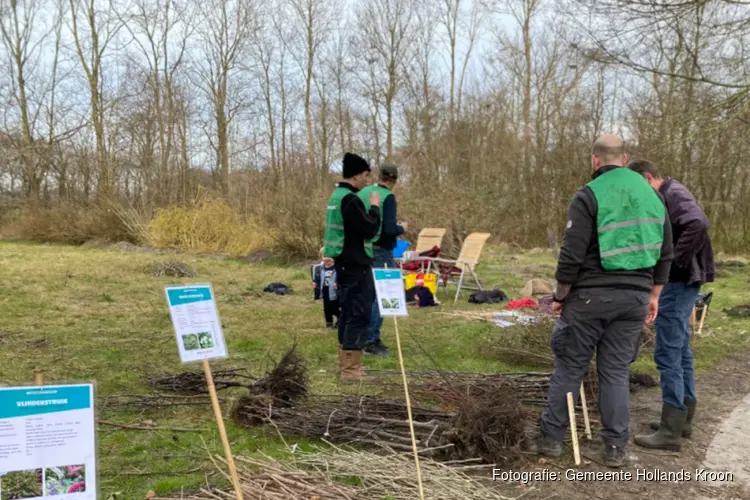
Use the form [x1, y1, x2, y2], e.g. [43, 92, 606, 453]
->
[358, 0, 416, 160]
[68, 0, 123, 201]
[0, 0, 54, 200]
[280, 0, 338, 179]
[191, 0, 257, 196]
[120, 0, 194, 205]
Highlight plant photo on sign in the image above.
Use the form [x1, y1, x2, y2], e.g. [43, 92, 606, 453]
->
[381, 299, 391, 309]
[197, 332, 214, 349]
[182, 334, 200, 351]
[0, 468, 43, 498]
[44, 465, 85, 495]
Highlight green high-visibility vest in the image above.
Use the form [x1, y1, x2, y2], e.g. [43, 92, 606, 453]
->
[358, 184, 392, 245]
[587, 167, 665, 271]
[323, 186, 374, 259]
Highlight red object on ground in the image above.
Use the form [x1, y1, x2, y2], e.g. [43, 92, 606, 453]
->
[505, 298, 538, 310]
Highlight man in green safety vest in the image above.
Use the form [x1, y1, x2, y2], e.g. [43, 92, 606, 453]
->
[531, 135, 675, 468]
[358, 164, 407, 357]
[323, 152, 382, 382]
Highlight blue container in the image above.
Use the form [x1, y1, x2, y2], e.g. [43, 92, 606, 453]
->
[393, 239, 410, 258]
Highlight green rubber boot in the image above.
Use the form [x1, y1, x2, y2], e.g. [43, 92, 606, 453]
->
[649, 399, 696, 438]
[635, 404, 687, 452]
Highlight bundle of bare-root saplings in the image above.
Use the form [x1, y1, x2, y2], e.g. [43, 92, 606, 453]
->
[231, 347, 527, 466]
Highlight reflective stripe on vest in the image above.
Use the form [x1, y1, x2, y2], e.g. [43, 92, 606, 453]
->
[587, 168, 665, 271]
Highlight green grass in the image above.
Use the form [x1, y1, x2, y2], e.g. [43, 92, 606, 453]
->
[0, 241, 747, 497]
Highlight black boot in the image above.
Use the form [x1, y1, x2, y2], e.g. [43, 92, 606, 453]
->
[528, 433, 563, 457]
[635, 404, 687, 451]
[603, 445, 627, 468]
[648, 399, 696, 438]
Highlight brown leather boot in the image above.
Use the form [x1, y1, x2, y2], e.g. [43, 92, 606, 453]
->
[340, 350, 373, 382]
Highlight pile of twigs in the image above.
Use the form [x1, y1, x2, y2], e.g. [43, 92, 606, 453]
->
[248, 346, 308, 404]
[149, 260, 197, 277]
[146, 368, 257, 395]
[296, 444, 519, 499]
[235, 393, 463, 459]
[158, 446, 519, 500]
[98, 393, 218, 411]
[371, 369, 598, 408]
[146, 345, 306, 398]
[232, 349, 526, 465]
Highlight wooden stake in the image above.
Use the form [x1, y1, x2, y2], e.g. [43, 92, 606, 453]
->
[689, 307, 696, 325]
[203, 359, 244, 500]
[567, 392, 581, 466]
[697, 306, 708, 336]
[393, 316, 425, 499]
[579, 383, 592, 440]
[34, 368, 44, 385]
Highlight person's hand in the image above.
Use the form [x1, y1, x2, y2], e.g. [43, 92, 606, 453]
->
[312, 282, 318, 288]
[646, 296, 659, 323]
[333, 283, 338, 290]
[399, 221, 408, 231]
[322, 257, 334, 267]
[552, 302, 563, 315]
[369, 191, 381, 207]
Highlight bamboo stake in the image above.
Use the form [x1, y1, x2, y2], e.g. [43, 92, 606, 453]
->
[384, 263, 424, 500]
[697, 306, 708, 336]
[567, 392, 581, 466]
[579, 383, 591, 440]
[203, 359, 244, 500]
[34, 368, 44, 385]
[392, 316, 425, 500]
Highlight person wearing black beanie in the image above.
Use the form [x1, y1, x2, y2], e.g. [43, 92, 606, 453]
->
[342, 152, 371, 179]
[322, 152, 381, 382]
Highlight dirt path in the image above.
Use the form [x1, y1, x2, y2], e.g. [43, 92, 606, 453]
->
[495, 349, 750, 500]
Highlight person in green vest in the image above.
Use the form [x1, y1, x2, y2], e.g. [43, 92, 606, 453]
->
[323, 152, 381, 382]
[358, 164, 407, 356]
[530, 135, 675, 468]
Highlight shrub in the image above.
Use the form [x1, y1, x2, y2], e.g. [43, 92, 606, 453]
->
[148, 195, 271, 256]
[2, 202, 148, 245]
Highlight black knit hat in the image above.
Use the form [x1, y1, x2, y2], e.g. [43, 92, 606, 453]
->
[342, 152, 371, 179]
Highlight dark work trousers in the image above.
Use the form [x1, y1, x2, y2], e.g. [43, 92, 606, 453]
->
[322, 287, 340, 325]
[540, 288, 649, 448]
[336, 264, 375, 350]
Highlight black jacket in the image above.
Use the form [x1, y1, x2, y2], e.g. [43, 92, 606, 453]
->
[374, 186, 405, 250]
[658, 178, 715, 285]
[555, 166, 674, 292]
[337, 182, 381, 267]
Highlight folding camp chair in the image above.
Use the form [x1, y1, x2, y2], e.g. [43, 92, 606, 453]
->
[426, 232, 491, 304]
[415, 228, 447, 253]
[397, 228, 446, 273]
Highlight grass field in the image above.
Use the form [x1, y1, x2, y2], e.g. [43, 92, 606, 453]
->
[0, 241, 748, 498]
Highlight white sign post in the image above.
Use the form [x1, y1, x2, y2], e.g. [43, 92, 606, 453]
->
[373, 269, 408, 317]
[165, 284, 243, 500]
[165, 284, 228, 363]
[0, 383, 96, 498]
[371, 268, 424, 500]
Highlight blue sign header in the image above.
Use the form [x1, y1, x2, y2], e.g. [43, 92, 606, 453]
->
[0, 385, 93, 419]
[374, 269, 402, 281]
[166, 286, 213, 306]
